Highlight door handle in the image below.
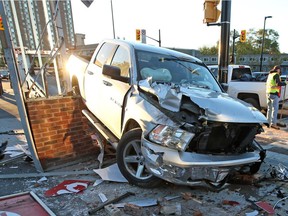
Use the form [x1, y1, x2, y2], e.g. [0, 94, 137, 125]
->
[88, 71, 94, 75]
[103, 80, 112, 86]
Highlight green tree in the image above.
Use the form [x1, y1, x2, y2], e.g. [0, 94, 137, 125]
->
[233, 28, 280, 55]
[200, 28, 281, 56]
[199, 45, 218, 55]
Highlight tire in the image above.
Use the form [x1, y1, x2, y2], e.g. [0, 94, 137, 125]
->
[243, 98, 261, 110]
[116, 128, 162, 188]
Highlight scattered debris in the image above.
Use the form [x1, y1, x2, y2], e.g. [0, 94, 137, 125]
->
[270, 163, 288, 181]
[0, 153, 25, 165]
[245, 210, 259, 216]
[124, 203, 144, 215]
[44, 180, 91, 197]
[0, 130, 25, 135]
[229, 173, 263, 185]
[277, 189, 285, 198]
[3, 144, 30, 159]
[88, 191, 135, 215]
[91, 133, 104, 168]
[0, 141, 8, 159]
[255, 201, 275, 214]
[93, 179, 104, 186]
[181, 192, 193, 200]
[193, 210, 203, 216]
[115, 198, 158, 208]
[159, 201, 182, 215]
[114, 195, 181, 209]
[37, 177, 48, 183]
[93, 163, 128, 183]
[98, 192, 108, 202]
[273, 196, 288, 210]
[222, 200, 240, 206]
[105, 204, 122, 216]
[180, 192, 202, 204]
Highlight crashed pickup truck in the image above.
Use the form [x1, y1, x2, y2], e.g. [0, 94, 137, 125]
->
[67, 39, 268, 189]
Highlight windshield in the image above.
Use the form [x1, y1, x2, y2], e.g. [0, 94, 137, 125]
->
[136, 50, 222, 92]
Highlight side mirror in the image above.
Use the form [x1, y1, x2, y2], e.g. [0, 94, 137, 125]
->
[102, 64, 129, 83]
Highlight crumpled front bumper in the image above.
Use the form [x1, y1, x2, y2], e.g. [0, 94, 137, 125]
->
[141, 136, 263, 186]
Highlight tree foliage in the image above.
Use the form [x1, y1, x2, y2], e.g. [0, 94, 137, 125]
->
[233, 28, 280, 55]
[199, 45, 218, 55]
[199, 28, 281, 55]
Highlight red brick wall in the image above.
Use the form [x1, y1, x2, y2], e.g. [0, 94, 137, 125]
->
[25, 96, 99, 169]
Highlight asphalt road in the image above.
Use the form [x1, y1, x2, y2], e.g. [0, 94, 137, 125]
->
[1, 79, 288, 216]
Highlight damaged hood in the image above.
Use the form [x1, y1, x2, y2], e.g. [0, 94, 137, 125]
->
[181, 87, 267, 123]
[139, 80, 267, 123]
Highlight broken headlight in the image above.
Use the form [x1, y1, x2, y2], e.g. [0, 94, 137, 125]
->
[149, 125, 194, 151]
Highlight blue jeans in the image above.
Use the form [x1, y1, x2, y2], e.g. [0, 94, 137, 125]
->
[266, 94, 279, 126]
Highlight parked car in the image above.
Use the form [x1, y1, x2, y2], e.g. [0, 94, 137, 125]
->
[0, 70, 10, 80]
[252, 72, 269, 82]
[68, 39, 268, 189]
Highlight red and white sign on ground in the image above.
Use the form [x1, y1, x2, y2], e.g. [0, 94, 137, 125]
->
[44, 180, 91, 197]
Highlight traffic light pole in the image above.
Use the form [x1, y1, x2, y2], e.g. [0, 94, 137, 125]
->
[231, 29, 239, 64]
[143, 29, 161, 47]
[218, 0, 231, 84]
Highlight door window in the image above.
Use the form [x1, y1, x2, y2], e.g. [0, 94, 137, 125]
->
[111, 46, 130, 78]
[94, 42, 117, 68]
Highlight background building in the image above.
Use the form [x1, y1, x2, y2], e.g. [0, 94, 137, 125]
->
[2, 0, 75, 51]
[197, 53, 288, 75]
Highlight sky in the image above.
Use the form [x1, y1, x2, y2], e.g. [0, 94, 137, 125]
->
[71, 0, 288, 53]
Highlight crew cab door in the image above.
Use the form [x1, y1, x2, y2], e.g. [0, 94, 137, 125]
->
[84, 42, 131, 138]
[101, 45, 131, 138]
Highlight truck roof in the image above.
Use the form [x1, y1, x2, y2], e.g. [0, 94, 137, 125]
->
[207, 65, 251, 69]
[101, 39, 202, 63]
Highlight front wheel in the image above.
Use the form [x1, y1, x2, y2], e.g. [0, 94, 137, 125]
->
[117, 128, 162, 188]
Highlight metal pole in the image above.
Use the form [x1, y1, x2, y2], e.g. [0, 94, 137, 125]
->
[42, 0, 62, 95]
[27, 1, 43, 68]
[260, 16, 272, 72]
[218, 0, 231, 84]
[231, 29, 236, 64]
[159, 29, 161, 47]
[0, 2, 44, 172]
[10, 1, 29, 75]
[110, 0, 115, 39]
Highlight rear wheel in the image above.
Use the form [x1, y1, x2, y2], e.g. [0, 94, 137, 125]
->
[117, 128, 162, 188]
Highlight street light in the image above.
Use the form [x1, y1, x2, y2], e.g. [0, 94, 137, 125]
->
[110, 0, 115, 39]
[260, 16, 272, 72]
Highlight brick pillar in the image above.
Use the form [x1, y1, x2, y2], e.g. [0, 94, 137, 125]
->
[25, 96, 99, 169]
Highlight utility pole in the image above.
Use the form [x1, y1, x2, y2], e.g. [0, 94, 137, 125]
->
[218, 0, 231, 84]
[231, 29, 239, 64]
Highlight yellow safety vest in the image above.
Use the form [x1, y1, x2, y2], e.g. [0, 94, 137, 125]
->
[266, 72, 281, 94]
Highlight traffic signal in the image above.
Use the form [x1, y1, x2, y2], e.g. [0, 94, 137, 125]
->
[240, 30, 246, 42]
[136, 29, 141, 41]
[0, 16, 4, 31]
[203, 0, 221, 23]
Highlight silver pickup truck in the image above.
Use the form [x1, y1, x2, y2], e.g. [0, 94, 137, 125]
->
[67, 39, 268, 189]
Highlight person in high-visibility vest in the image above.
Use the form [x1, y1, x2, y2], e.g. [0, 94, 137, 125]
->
[266, 65, 287, 129]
